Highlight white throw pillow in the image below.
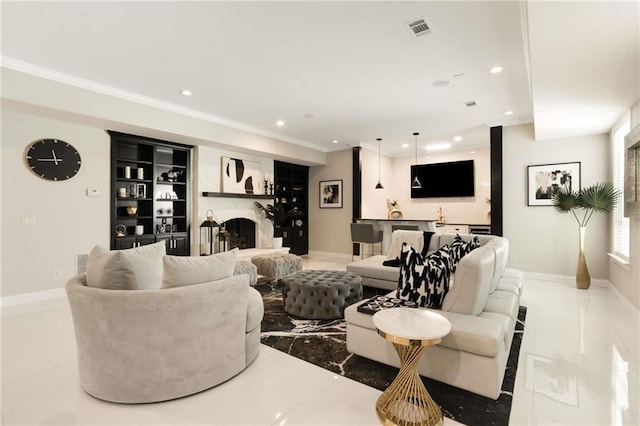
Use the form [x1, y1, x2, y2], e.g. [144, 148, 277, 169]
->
[386, 230, 424, 260]
[162, 248, 238, 289]
[86, 242, 166, 290]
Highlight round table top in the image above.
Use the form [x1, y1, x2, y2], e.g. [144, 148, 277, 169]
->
[372, 308, 451, 342]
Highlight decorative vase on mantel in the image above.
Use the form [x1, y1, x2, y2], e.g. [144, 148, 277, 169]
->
[272, 237, 283, 249]
[576, 226, 591, 289]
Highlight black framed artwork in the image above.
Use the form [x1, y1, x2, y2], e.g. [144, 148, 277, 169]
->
[527, 162, 581, 206]
[319, 179, 343, 208]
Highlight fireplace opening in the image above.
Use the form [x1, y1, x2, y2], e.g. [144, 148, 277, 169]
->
[223, 218, 256, 250]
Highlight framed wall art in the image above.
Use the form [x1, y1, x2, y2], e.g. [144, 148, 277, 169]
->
[527, 162, 581, 206]
[319, 179, 343, 208]
[221, 157, 262, 195]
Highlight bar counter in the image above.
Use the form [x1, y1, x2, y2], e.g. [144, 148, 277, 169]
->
[355, 218, 437, 255]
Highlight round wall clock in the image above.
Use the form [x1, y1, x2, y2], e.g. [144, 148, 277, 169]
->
[25, 138, 82, 181]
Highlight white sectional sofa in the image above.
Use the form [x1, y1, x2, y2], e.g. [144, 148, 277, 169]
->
[344, 233, 523, 399]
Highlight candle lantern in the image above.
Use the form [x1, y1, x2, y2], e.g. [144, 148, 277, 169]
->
[199, 209, 218, 256]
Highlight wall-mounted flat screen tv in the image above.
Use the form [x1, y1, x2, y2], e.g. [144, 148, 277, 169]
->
[411, 160, 475, 198]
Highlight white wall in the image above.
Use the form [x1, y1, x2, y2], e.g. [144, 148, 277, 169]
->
[503, 123, 611, 279]
[309, 149, 353, 255]
[361, 146, 393, 220]
[609, 100, 640, 309]
[1, 110, 110, 297]
[195, 145, 275, 251]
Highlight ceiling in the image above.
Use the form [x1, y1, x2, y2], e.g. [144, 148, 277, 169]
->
[1, 1, 638, 157]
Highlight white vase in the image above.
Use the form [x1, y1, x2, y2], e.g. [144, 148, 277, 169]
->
[272, 237, 283, 249]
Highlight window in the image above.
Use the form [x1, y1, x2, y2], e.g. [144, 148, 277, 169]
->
[611, 113, 630, 259]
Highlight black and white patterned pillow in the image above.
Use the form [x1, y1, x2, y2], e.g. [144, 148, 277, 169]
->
[396, 243, 423, 300]
[396, 243, 452, 309]
[449, 234, 480, 272]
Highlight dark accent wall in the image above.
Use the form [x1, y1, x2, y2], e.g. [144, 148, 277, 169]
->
[352, 147, 362, 255]
[352, 147, 362, 219]
[490, 126, 503, 236]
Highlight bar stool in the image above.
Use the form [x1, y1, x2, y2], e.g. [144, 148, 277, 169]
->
[350, 223, 383, 260]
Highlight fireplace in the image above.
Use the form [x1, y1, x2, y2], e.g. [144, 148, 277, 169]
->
[223, 218, 256, 250]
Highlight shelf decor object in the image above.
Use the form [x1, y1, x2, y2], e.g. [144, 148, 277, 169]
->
[319, 179, 343, 209]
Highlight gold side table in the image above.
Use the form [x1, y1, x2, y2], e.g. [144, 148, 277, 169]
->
[372, 308, 451, 426]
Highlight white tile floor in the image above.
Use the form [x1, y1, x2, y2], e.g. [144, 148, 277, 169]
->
[1, 252, 638, 425]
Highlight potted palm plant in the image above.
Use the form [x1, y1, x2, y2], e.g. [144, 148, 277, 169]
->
[254, 202, 302, 248]
[551, 182, 620, 289]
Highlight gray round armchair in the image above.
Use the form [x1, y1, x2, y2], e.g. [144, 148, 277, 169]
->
[65, 273, 263, 403]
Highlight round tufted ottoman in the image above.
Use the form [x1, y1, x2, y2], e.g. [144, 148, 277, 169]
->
[281, 270, 363, 319]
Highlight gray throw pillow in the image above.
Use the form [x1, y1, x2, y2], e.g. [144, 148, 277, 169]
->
[86, 241, 166, 290]
[162, 248, 238, 289]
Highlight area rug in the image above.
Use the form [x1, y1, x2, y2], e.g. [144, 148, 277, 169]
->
[257, 282, 526, 426]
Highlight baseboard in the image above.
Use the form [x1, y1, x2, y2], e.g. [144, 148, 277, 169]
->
[608, 281, 640, 320]
[307, 250, 352, 262]
[522, 272, 609, 288]
[1, 287, 66, 309]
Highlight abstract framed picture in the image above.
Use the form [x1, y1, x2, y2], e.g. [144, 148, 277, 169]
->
[221, 157, 262, 195]
[319, 179, 343, 208]
[527, 162, 581, 206]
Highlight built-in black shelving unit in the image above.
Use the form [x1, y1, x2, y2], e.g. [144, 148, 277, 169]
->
[109, 131, 193, 255]
[274, 160, 309, 255]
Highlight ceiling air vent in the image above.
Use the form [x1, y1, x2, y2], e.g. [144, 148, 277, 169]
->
[406, 17, 431, 38]
[465, 100, 477, 108]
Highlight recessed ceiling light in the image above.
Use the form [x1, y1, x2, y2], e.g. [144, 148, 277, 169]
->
[425, 143, 451, 151]
[180, 89, 192, 96]
[426, 155, 432, 159]
[470, 150, 477, 154]
[432, 80, 450, 87]
[490, 66, 503, 74]
[504, 110, 514, 116]
[332, 140, 338, 144]
[276, 120, 285, 127]
[453, 135, 462, 142]
[402, 143, 409, 148]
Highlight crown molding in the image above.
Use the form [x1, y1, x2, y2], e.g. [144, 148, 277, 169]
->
[1, 56, 327, 153]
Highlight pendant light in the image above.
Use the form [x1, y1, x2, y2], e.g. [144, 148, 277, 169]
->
[411, 132, 422, 190]
[375, 138, 384, 189]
